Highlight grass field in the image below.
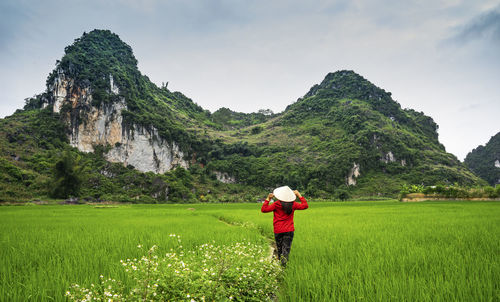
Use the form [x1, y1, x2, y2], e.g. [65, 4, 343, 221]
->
[1, 201, 499, 301]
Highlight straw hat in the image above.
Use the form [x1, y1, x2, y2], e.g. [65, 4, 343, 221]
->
[273, 186, 296, 202]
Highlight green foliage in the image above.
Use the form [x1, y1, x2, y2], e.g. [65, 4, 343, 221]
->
[162, 167, 195, 202]
[401, 184, 425, 194]
[0, 109, 67, 201]
[251, 126, 263, 134]
[211, 107, 274, 130]
[46, 30, 138, 103]
[334, 187, 350, 201]
[0, 157, 38, 201]
[50, 150, 83, 199]
[464, 132, 500, 185]
[400, 183, 500, 200]
[0, 109, 246, 203]
[23, 93, 48, 111]
[294, 70, 405, 121]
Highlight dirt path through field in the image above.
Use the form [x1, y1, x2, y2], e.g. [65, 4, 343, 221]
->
[216, 216, 276, 260]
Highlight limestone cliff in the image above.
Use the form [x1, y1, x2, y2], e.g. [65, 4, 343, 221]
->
[346, 163, 360, 186]
[43, 70, 188, 174]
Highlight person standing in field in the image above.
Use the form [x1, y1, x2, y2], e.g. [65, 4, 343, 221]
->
[261, 186, 308, 266]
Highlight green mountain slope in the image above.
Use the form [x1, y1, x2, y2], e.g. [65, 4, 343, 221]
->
[205, 71, 482, 196]
[26, 30, 214, 152]
[0, 108, 262, 202]
[0, 30, 485, 202]
[464, 132, 500, 185]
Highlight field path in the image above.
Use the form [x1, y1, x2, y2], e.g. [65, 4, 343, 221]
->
[216, 216, 276, 260]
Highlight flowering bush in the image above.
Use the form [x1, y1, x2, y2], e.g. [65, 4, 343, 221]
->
[66, 235, 282, 301]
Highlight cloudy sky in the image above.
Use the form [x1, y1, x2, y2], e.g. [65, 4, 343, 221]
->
[0, 0, 499, 160]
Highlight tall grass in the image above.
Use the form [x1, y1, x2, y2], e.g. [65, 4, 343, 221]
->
[1, 201, 499, 301]
[216, 201, 500, 301]
[0, 204, 264, 301]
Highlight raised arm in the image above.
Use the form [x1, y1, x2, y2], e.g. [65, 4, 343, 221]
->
[293, 190, 309, 210]
[261, 193, 277, 213]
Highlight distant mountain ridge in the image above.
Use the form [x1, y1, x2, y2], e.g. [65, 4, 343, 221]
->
[0, 29, 485, 202]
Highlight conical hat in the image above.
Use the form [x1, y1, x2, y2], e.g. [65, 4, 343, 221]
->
[273, 186, 296, 202]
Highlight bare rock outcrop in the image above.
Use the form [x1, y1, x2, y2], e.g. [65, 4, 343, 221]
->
[43, 70, 188, 174]
[346, 163, 360, 186]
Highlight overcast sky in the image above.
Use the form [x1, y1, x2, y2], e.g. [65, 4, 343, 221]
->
[1, 0, 499, 160]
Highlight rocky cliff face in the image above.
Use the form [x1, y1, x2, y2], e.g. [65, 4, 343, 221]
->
[346, 163, 360, 186]
[105, 125, 188, 173]
[43, 70, 188, 174]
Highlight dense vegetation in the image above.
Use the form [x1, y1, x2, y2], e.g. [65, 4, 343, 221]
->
[399, 183, 500, 200]
[0, 109, 262, 202]
[464, 132, 500, 185]
[0, 29, 487, 202]
[211, 107, 275, 130]
[203, 71, 482, 197]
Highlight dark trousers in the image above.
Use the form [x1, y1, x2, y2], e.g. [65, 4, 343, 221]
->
[274, 231, 294, 266]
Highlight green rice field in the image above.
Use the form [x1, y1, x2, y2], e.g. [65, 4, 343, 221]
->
[1, 201, 499, 301]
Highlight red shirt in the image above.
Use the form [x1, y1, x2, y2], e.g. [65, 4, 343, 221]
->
[261, 196, 308, 234]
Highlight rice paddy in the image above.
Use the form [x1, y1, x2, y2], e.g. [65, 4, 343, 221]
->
[1, 201, 499, 301]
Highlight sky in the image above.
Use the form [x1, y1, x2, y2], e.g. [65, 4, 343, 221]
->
[0, 0, 499, 160]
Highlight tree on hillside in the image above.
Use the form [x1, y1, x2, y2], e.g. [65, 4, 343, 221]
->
[50, 150, 83, 199]
[257, 109, 274, 116]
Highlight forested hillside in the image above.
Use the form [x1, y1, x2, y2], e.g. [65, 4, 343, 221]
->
[464, 132, 500, 185]
[204, 70, 482, 197]
[0, 30, 485, 202]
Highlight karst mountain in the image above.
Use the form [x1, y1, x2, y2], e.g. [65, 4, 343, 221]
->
[0, 29, 484, 202]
